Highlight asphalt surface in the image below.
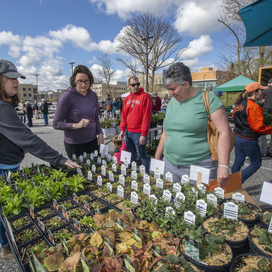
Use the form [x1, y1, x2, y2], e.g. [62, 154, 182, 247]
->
[1, 118, 272, 271]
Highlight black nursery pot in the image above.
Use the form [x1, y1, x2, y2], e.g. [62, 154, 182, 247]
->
[202, 214, 249, 259]
[258, 207, 272, 228]
[178, 237, 233, 272]
[219, 198, 260, 228]
[230, 253, 272, 272]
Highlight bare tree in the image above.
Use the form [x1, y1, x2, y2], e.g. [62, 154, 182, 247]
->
[97, 53, 116, 96]
[116, 13, 183, 91]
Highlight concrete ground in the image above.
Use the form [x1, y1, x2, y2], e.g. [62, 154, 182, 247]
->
[1, 118, 272, 271]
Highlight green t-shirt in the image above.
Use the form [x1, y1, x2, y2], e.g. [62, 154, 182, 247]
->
[163, 90, 223, 165]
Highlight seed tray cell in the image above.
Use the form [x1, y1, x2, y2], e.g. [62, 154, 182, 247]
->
[41, 214, 67, 232]
[8, 212, 33, 232]
[34, 203, 58, 220]
[49, 224, 79, 245]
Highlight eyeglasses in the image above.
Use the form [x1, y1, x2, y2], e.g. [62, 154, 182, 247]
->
[76, 80, 90, 85]
[163, 69, 175, 77]
[130, 83, 140, 87]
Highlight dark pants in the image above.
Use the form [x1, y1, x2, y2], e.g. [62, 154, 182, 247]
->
[27, 114, 32, 127]
[231, 134, 262, 183]
[64, 138, 99, 159]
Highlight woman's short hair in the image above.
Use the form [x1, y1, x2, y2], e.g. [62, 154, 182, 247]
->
[0, 75, 19, 107]
[70, 65, 94, 88]
[162, 62, 192, 86]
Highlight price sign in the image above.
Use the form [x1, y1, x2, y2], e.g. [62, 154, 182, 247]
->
[140, 165, 145, 175]
[154, 169, 160, 179]
[207, 194, 217, 207]
[131, 171, 137, 180]
[97, 157, 101, 164]
[106, 182, 112, 192]
[121, 165, 126, 176]
[83, 152, 87, 158]
[108, 171, 114, 182]
[173, 183, 181, 193]
[232, 192, 245, 202]
[196, 199, 207, 217]
[143, 184, 151, 196]
[165, 172, 173, 182]
[97, 176, 102, 186]
[181, 174, 190, 184]
[86, 159, 91, 166]
[101, 165, 106, 177]
[214, 187, 224, 199]
[79, 155, 83, 163]
[112, 156, 117, 165]
[112, 164, 117, 173]
[131, 192, 138, 205]
[90, 153, 94, 160]
[92, 165, 96, 173]
[184, 211, 196, 225]
[87, 171, 92, 181]
[119, 174, 125, 186]
[77, 168, 82, 176]
[131, 161, 137, 172]
[163, 190, 172, 202]
[156, 178, 163, 189]
[143, 174, 150, 185]
[131, 180, 138, 191]
[117, 185, 124, 198]
[223, 202, 238, 220]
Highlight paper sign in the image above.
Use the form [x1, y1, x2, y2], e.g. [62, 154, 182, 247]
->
[156, 178, 163, 189]
[184, 211, 196, 225]
[99, 144, 109, 156]
[150, 158, 165, 175]
[131, 161, 137, 172]
[260, 181, 272, 205]
[190, 165, 210, 185]
[87, 171, 92, 181]
[232, 192, 245, 202]
[131, 180, 138, 191]
[131, 192, 138, 205]
[140, 165, 145, 175]
[120, 150, 132, 164]
[223, 202, 238, 220]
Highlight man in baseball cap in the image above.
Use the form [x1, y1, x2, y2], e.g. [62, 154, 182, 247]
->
[0, 59, 26, 79]
[215, 89, 223, 98]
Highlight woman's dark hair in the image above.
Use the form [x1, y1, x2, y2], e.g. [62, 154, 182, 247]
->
[234, 89, 256, 105]
[0, 75, 19, 107]
[70, 65, 94, 88]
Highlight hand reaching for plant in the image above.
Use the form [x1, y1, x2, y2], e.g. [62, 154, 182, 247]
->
[64, 160, 81, 169]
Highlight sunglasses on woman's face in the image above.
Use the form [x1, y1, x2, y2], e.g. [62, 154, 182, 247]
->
[130, 83, 140, 87]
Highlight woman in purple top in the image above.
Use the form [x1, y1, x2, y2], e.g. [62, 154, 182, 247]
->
[53, 65, 104, 158]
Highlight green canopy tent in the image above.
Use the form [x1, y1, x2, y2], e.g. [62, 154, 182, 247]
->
[215, 75, 256, 105]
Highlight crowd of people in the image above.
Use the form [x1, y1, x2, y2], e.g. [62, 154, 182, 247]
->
[1, 58, 272, 259]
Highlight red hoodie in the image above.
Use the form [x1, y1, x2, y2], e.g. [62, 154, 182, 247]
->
[120, 88, 152, 136]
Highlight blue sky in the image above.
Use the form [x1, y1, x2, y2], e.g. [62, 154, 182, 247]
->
[0, 0, 234, 91]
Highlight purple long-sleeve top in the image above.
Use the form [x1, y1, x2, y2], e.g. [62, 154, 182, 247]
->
[53, 86, 102, 144]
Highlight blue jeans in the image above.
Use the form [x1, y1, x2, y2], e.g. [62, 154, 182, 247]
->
[27, 114, 32, 127]
[161, 108, 166, 114]
[0, 166, 19, 247]
[43, 114, 48, 125]
[231, 134, 262, 183]
[126, 131, 150, 173]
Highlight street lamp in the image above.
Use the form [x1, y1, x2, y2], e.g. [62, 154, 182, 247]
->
[203, 74, 206, 91]
[69, 62, 75, 75]
[142, 36, 153, 92]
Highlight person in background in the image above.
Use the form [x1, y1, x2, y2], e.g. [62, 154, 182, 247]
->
[259, 78, 272, 157]
[152, 92, 162, 113]
[105, 94, 113, 118]
[155, 62, 231, 187]
[232, 82, 272, 183]
[112, 135, 127, 164]
[53, 64, 104, 158]
[161, 94, 169, 114]
[112, 96, 121, 118]
[118, 76, 152, 173]
[18, 100, 26, 124]
[0, 59, 80, 259]
[25, 101, 33, 127]
[40, 98, 48, 125]
[33, 101, 39, 119]
[215, 89, 223, 98]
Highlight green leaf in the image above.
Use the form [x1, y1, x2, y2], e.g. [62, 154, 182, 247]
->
[259, 233, 270, 245]
[163, 254, 178, 264]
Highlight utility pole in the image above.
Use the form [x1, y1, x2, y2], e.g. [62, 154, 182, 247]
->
[35, 74, 39, 101]
[142, 36, 153, 92]
[69, 62, 75, 75]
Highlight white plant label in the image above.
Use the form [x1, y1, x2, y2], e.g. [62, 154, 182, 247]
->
[77, 168, 82, 176]
[184, 211, 196, 225]
[86, 159, 91, 166]
[124, 160, 129, 169]
[154, 169, 160, 179]
[108, 171, 114, 182]
[94, 150, 98, 156]
[143, 184, 151, 196]
[232, 192, 245, 202]
[101, 165, 106, 177]
[83, 152, 87, 158]
[176, 192, 186, 202]
[131, 161, 137, 172]
[121, 165, 126, 176]
[190, 188, 198, 198]
[131, 192, 138, 205]
[196, 199, 207, 217]
[165, 172, 173, 183]
[173, 183, 181, 193]
[131, 171, 137, 180]
[97, 176, 102, 186]
[79, 155, 83, 163]
[224, 202, 238, 220]
[112, 164, 117, 173]
[181, 174, 190, 184]
[106, 182, 112, 192]
[97, 157, 101, 164]
[107, 154, 112, 161]
[90, 153, 94, 160]
[149, 194, 158, 205]
[268, 217, 272, 234]
[140, 165, 145, 175]
[143, 174, 150, 185]
[102, 160, 107, 167]
[197, 184, 206, 193]
[87, 171, 92, 181]
[92, 164, 96, 173]
[207, 194, 217, 207]
[165, 207, 175, 217]
[119, 174, 125, 186]
[163, 190, 172, 202]
[112, 156, 117, 165]
[117, 185, 124, 198]
[131, 180, 138, 191]
[214, 187, 224, 199]
[72, 154, 76, 160]
[156, 178, 163, 189]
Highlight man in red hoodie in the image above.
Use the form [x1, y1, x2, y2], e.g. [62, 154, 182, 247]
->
[118, 76, 152, 173]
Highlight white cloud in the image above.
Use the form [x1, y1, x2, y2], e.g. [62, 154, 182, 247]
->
[0, 31, 22, 58]
[181, 35, 213, 60]
[182, 58, 201, 69]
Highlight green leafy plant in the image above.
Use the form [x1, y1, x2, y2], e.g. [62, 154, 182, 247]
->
[66, 175, 85, 193]
[3, 194, 28, 217]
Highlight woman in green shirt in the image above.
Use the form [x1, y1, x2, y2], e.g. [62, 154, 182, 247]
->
[155, 62, 231, 188]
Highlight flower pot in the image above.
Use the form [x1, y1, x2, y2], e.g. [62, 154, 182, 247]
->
[259, 207, 272, 228]
[110, 127, 116, 136]
[102, 128, 111, 138]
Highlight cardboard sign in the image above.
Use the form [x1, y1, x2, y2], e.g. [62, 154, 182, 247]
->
[190, 165, 210, 185]
[150, 158, 165, 175]
[100, 144, 109, 156]
[120, 150, 132, 164]
[260, 181, 272, 205]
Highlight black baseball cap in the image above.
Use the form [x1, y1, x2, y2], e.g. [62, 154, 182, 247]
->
[0, 59, 26, 79]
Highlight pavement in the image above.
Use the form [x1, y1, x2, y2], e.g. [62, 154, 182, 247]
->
[0, 118, 272, 271]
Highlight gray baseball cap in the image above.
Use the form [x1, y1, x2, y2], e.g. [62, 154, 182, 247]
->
[0, 59, 26, 79]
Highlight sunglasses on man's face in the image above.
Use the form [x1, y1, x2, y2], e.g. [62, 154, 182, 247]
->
[130, 82, 140, 87]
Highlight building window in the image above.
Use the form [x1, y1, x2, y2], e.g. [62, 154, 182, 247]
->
[28, 93, 32, 97]
[23, 88, 26, 91]
[28, 88, 31, 91]
[23, 93, 27, 97]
